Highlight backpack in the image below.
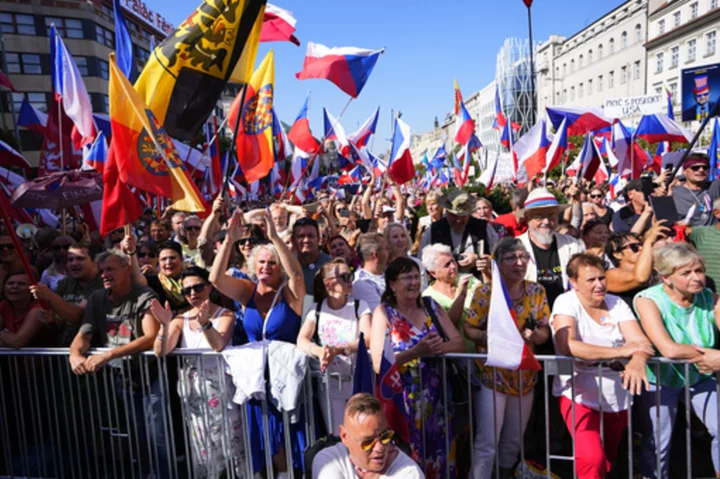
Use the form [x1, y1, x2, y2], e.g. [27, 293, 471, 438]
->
[312, 298, 361, 346]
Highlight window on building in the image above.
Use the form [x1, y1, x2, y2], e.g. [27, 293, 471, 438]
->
[656, 52, 664, 72]
[563, 63, 567, 76]
[99, 59, 109, 80]
[713, 0, 719, 9]
[74, 56, 88, 76]
[571, 59, 575, 72]
[11, 92, 48, 113]
[609, 70, 615, 88]
[45, 17, 83, 39]
[688, 38, 697, 62]
[136, 47, 150, 65]
[671, 46, 679, 67]
[621, 31, 628, 48]
[570, 86, 575, 101]
[609, 38, 615, 54]
[634, 60, 641, 79]
[635, 24, 642, 43]
[95, 25, 114, 48]
[691, 2, 698, 19]
[655, 86, 662, 97]
[588, 49, 593, 63]
[103, 95, 109, 114]
[621, 65, 628, 84]
[579, 83, 584, 98]
[674, 11, 681, 27]
[588, 79, 593, 95]
[5, 53, 43, 74]
[598, 44, 604, 58]
[579, 54, 584, 68]
[99, 3, 113, 22]
[0, 13, 35, 35]
[659, 19, 665, 35]
[598, 75, 604, 92]
[670, 82, 678, 100]
[707, 31, 717, 56]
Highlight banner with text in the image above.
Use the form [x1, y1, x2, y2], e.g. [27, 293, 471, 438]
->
[604, 95, 664, 119]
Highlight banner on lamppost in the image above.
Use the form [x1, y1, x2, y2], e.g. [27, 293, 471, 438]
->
[603, 94, 664, 118]
[681, 63, 720, 122]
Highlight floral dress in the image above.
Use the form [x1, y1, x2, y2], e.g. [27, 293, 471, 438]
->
[384, 299, 456, 479]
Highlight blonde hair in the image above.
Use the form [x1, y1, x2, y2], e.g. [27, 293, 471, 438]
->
[246, 243, 288, 282]
[425, 189, 442, 204]
[383, 222, 411, 254]
[653, 242, 705, 276]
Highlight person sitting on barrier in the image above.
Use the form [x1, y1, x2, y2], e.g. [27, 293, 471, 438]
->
[312, 393, 424, 478]
[150, 266, 245, 477]
[0, 266, 50, 348]
[210, 210, 306, 476]
[634, 242, 720, 479]
[370, 257, 466, 478]
[550, 253, 654, 479]
[464, 237, 551, 479]
[297, 258, 372, 434]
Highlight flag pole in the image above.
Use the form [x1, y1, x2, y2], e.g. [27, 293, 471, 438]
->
[373, 110, 399, 217]
[221, 85, 248, 197]
[667, 100, 720, 184]
[525, 1, 537, 126]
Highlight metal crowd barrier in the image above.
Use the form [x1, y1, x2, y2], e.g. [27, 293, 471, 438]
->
[0, 349, 717, 479]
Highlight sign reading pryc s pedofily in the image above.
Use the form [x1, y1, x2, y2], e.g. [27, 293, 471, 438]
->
[603, 95, 664, 119]
[120, 0, 174, 35]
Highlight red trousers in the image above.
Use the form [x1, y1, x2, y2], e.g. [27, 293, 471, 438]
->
[559, 396, 628, 479]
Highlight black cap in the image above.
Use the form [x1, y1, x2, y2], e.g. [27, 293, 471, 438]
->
[625, 179, 643, 193]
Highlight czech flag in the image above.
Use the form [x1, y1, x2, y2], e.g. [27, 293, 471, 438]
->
[0, 68, 16, 92]
[17, 98, 48, 135]
[348, 107, 379, 149]
[228, 50, 276, 184]
[287, 93, 321, 154]
[368, 149, 387, 177]
[388, 117, 415, 184]
[206, 118, 223, 196]
[0, 140, 30, 172]
[493, 86, 521, 131]
[665, 85, 675, 120]
[260, 3, 299, 45]
[577, 134, 604, 182]
[546, 117, 568, 173]
[377, 335, 411, 445]
[296, 42, 384, 98]
[323, 108, 350, 157]
[486, 260, 541, 371]
[271, 109, 292, 161]
[547, 106, 612, 136]
[269, 160, 286, 195]
[514, 119, 550, 180]
[455, 99, 475, 145]
[82, 131, 108, 174]
[479, 151, 499, 190]
[429, 144, 447, 170]
[636, 113, 693, 144]
[612, 121, 641, 179]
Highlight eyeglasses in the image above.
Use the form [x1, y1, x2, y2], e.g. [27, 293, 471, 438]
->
[527, 212, 557, 221]
[53, 244, 71, 251]
[397, 273, 421, 283]
[329, 272, 353, 283]
[500, 253, 531, 264]
[239, 237, 259, 247]
[589, 194, 603, 199]
[689, 164, 710, 172]
[620, 243, 641, 253]
[138, 252, 158, 259]
[0, 244, 15, 251]
[181, 283, 209, 296]
[184, 225, 201, 232]
[359, 430, 395, 451]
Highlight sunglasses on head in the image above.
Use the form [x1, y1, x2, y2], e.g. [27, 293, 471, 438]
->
[329, 272, 353, 283]
[620, 243, 641, 253]
[181, 283, 209, 296]
[138, 252, 158, 259]
[53, 244, 71, 251]
[689, 164, 710, 171]
[360, 430, 395, 451]
[0, 244, 15, 251]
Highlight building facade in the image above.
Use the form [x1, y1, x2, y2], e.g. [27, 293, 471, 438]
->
[646, 0, 720, 124]
[0, 0, 172, 166]
[536, 0, 649, 125]
[496, 37, 536, 132]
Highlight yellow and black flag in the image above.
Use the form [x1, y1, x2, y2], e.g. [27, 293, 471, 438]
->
[135, 0, 266, 141]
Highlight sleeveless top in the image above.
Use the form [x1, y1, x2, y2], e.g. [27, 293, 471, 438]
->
[634, 284, 717, 387]
[243, 283, 302, 343]
[179, 306, 229, 350]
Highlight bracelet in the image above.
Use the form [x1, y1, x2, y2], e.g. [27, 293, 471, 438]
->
[127, 251, 136, 256]
[201, 321, 213, 331]
[156, 335, 166, 342]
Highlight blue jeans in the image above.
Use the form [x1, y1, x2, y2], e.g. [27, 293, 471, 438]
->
[637, 377, 719, 479]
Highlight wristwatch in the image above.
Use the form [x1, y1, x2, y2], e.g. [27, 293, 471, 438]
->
[201, 321, 213, 332]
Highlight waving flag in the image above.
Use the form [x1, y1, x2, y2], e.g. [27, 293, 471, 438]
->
[430, 145, 447, 170]
[296, 43, 384, 98]
[272, 109, 292, 161]
[323, 108, 350, 156]
[113, 0, 135, 81]
[260, 3, 299, 45]
[287, 93, 321, 154]
[269, 160, 286, 195]
[377, 335, 411, 444]
[606, 138, 619, 169]
[612, 121, 643, 180]
[709, 119, 720, 181]
[388, 117, 415, 184]
[0, 140, 30, 172]
[514, 119, 550, 180]
[228, 50, 275, 184]
[50, 25, 96, 148]
[82, 131, 108, 173]
[349, 107, 379, 149]
[577, 134, 604, 181]
[0, 68, 16, 92]
[493, 86, 521, 131]
[135, 0, 265, 141]
[546, 117, 568, 173]
[205, 118, 223, 196]
[487, 260, 541, 370]
[636, 113, 693, 144]
[454, 79, 463, 116]
[18, 98, 48, 134]
[479, 151, 499, 190]
[368, 149, 387, 177]
[455, 100, 476, 145]
[665, 85, 675, 121]
[108, 53, 205, 215]
[547, 106, 612, 136]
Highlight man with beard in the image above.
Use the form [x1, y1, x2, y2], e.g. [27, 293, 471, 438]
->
[518, 188, 584, 308]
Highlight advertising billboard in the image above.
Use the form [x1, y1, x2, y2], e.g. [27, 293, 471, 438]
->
[681, 63, 720, 122]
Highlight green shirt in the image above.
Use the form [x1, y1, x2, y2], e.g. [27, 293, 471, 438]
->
[689, 225, 720, 291]
[634, 283, 717, 387]
[422, 275, 480, 353]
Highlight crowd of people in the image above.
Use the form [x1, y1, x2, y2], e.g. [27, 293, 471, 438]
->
[2, 151, 720, 478]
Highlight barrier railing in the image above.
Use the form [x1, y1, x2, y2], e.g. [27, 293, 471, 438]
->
[0, 349, 717, 479]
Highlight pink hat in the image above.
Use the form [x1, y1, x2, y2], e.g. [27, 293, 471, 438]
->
[694, 75, 710, 94]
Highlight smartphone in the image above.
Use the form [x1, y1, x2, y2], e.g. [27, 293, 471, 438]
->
[640, 176, 655, 200]
[339, 209, 350, 218]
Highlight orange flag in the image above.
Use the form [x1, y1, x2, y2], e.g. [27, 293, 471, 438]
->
[228, 50, 275, 184]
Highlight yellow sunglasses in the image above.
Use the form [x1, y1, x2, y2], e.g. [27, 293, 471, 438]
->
[360, 430, 395, 451]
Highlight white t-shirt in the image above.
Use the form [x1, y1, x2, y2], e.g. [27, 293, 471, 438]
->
[352, 269, 386, 312]
[305, 299, 371, 377]
[312, 443, 424, 479]
[549, 290, 635, 412]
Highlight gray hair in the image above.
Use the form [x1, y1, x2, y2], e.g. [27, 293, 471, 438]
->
[425, 189, 442, 204]
[421, 243, 452, 272]
[356, 233, 384, 264]
[95, 248, 130, 267]
[246, 243, 288, 282]
[653, 242, 705, 276]
[492, 237, 527, 260]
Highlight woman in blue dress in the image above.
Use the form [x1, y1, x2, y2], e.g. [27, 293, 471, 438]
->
[210, 210, 306, 476]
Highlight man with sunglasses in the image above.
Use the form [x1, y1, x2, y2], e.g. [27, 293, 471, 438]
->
[673, 152, 720, 227]
[312, 393, 423, 478]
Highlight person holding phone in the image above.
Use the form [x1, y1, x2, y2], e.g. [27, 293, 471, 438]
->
[611, 180, 652, 234]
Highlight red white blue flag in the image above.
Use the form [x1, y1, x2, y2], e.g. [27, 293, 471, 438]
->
[348, 107, 379, 149]
[287, 93, 320, 154]
[377, 335, 411, 444]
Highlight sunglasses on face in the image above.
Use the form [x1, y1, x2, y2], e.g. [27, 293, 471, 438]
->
[689, 164, 710, 172]
[360, 430, 395, 451]
[329, 272, 353, 283]
[53, 244, 71, 251]
[589, 194, 603, 199]
[181, 283, 209, 296]
[185, 225, 201, 232]
[0, 244, 15, 251]
[138, 252, 158, 259]
[239, 237, 259, 247]
[621, 243, 641, 253]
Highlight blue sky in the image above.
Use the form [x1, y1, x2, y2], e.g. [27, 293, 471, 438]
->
[154, 0, 626, 153]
